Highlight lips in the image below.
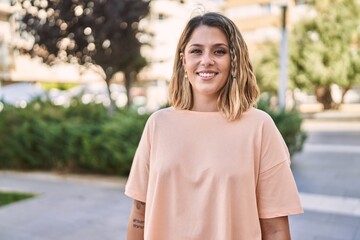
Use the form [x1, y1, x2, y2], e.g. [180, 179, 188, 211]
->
[196, 71, 218, 79]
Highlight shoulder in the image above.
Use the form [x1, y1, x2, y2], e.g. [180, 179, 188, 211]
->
[242, 107, 274, 125]
[241, 108, 281, 138]
[145, 107, 177, 126]
[149, 107, 176, 120]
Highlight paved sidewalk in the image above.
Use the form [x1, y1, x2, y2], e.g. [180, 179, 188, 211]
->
[289, 119, 360, 240]
[0, 171, 130, 240]
[1, 169, 360, 240]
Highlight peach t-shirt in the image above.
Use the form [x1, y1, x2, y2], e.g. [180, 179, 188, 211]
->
[125, 107, 303, 240]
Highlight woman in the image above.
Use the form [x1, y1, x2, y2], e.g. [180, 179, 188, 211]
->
[125, 12, 303, 240]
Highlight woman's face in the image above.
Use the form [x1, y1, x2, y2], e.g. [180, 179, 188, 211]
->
[182, 25, 231, 101]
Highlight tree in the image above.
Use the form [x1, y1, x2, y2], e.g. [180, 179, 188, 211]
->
[290, 0, 360, 109]
[16, 0, 150, 110]
[254, 0, 360, 110]
[253, 41, 280, 95]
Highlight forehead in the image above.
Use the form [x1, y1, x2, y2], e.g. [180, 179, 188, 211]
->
[186, 25, 228, 47]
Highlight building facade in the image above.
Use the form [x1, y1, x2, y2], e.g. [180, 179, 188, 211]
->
[0, 0, 15, 82]
[223, 0, 310, 54]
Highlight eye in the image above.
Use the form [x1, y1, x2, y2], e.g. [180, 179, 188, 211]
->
[214, 49, 227, 55]
[189, 49, 202, 54]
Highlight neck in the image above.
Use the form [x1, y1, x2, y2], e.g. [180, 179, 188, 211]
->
[191, 95, 219, 112]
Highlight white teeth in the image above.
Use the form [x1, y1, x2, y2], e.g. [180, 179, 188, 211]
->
[198, 72, 215, 78]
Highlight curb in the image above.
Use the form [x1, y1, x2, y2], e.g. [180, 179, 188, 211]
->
[0, 170, 127, 188]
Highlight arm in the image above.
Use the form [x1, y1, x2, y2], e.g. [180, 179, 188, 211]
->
[126, 200, 146, 240]
[260, 216, 291, 240]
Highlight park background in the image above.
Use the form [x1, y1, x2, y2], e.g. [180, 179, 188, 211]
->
[0, 0, 360, 239]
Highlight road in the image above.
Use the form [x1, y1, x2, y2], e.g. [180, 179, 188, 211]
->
[289, 120, 360, 240]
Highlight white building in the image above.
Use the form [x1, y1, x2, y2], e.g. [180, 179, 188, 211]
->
[0, 0, 15, 82]
[223, 0, 310, 54]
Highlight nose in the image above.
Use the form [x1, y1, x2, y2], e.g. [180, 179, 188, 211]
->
[200, 52, 215, 66]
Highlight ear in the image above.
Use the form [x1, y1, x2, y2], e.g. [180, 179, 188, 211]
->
[180, 52, 186, 65]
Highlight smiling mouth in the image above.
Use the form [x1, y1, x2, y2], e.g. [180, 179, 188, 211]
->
[197, 72, 218, 78]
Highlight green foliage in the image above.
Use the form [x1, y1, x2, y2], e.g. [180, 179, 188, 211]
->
[253, 41, 280, 94]
[0, 97, 306, 175]
[257, 97, 307, 156]
[0, 99, 150, 176]
[253, 0, 360, 109]
[289, 0, 360, 107]
[17, 0, 151, 107]
[40, 82, 79, 91]
[0, 191, 36, 207]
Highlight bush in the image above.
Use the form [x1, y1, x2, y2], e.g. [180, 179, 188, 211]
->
[257, 97, 307, 156]
[0, 100, 66, 170]
[0, 99, 150, 176]
[0, 97, 306, 176]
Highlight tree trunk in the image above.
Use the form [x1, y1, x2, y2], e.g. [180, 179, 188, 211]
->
[124, 70, 133, 108]
[340, 87, 351, 105]
[105, 75, 116, 115]
[315, 86, 333, 110]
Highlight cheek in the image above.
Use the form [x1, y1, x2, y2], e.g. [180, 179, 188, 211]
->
[184, 59, 196, 73]
[225, 59, 231, 76]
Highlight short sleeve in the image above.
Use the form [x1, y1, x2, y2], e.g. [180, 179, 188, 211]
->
[124, 115, 153, 203]
[256, 113, 303, 218]
[259, 113, 290, 173]
[257, 161, 303, 218]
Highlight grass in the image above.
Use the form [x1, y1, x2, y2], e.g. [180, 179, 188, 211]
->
[0, 191, 36, 207]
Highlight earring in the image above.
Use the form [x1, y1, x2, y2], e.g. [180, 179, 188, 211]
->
[184, 72, 188, 81]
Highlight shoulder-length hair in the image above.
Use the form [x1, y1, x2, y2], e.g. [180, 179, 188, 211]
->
[168, 12, 259, 121]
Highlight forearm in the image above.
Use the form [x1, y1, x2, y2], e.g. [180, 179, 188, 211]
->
[260, 216, 291, 240]
[262, 229, 290, 240]
[126, 200, 145, 240]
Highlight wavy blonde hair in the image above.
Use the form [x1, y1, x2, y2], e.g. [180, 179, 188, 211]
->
[169, 12, 259, 121]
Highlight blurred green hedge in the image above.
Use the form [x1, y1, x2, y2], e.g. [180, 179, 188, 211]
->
[0, 99, 149, 176]
[0, 97, 306, 176]
[257, 97, 307, 156]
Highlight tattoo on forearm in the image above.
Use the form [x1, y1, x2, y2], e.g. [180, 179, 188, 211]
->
[133, 218, 144, 229]
[132, 200, 145, 230]
[136, 201, 145, 210]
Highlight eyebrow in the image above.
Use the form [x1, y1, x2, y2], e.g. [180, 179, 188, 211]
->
[188, 43, 229, 48]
